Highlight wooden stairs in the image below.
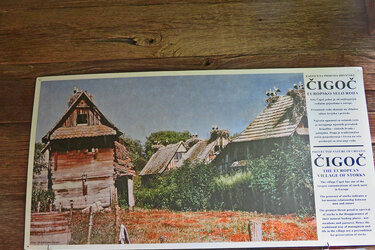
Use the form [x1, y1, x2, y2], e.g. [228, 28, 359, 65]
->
[30, 212, 71, 245]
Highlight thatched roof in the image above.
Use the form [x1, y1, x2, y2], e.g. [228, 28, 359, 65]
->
[42, 90, 121, 143]
[140, 129, 231, 176]
[185, 137, 203, 149]
[179, 139, 217, 165]
[139, 142, 187, 176]
[233, 90, 306, 142]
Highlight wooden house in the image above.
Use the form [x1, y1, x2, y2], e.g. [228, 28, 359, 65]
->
[139, 141, 187, 176]
[139, 127, 230, 176]
[180, 128, 230, 164]
[213, 89, 309, 170]
[40, 89, 135, 210]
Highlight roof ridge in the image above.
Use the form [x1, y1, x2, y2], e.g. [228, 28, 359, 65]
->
[159, 141, 183, 150]
[42, 91, 121, 143]
[233, 91, 306, 142]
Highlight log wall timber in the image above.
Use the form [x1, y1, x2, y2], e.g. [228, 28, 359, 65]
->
[52, 148, 114, 209]
[2, 0, 375, 249]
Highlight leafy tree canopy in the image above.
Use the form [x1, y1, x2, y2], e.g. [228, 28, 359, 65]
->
[119, 136, 147, 173]
[145, 130, 191, 159]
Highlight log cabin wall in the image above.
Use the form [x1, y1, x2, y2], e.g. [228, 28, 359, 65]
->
[51, 147, 114, 209]
[2, 0, 375, 249]
[214, 136, 310, 170]
[37, 89, 122, 210]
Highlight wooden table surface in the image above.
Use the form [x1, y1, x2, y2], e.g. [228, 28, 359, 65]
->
[1, 0, 375, 249]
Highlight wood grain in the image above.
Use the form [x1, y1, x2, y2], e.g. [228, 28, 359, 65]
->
[0, 124, 28, 249]
[51, 148, 114, 209]
[1, 0, 375, 249]
[0, 0, 374, 64]
[366, 0, 375, 35]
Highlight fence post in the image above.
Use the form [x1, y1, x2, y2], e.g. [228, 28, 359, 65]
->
[69, 200, 73, 224]
[114, 204, 120, 243]
[87, 206, 93, 244]
[248, 220, 262, 241]
[37, 201, 40, 213]
[128, 177, 135, 211]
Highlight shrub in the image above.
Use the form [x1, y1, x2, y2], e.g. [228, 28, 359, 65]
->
[31, 188, 55, 212]
[245, 136, 314, 214]
[211, 170, 253, 210]
[136, 136, 314, 215]
[136, 161, 219, 211]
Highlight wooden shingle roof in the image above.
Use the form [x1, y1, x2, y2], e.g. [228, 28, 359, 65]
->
[50, 125, 116, 140]
[42, 90, 121, 143]
[233, 90, 305, 142]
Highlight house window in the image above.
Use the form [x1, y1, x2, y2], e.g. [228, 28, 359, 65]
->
[77, 114, 88, 125]
[174, 152, 183, 162]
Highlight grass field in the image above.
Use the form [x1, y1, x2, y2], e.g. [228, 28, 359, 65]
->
[71, 208, 317, 244]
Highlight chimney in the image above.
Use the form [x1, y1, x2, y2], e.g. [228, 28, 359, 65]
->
[210, 127, 230, 142]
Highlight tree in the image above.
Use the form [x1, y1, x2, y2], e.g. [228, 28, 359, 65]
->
[34, 142, 47, 175]
[145, 130, 191, 159]
[32, 142, 55, 212]
[119, 136, 147, 173]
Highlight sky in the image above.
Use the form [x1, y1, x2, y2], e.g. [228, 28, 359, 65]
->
[35, 73, 303, 143]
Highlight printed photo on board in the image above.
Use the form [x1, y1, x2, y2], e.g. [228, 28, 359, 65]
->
[28, 72, 317, 247]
